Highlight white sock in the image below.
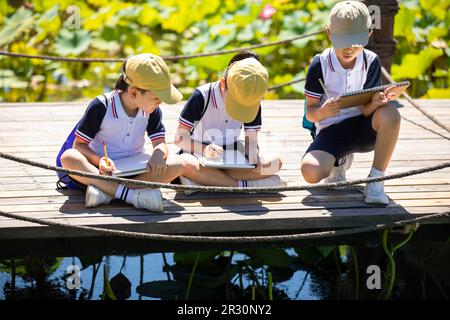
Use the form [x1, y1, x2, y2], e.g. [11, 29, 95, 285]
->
[369, 167, 385, 177]
[238, 180, 248, 187]
[115, 184, 134, 204]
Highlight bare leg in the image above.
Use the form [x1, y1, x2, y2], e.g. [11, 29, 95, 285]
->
[142, 153, 238, 187]
[371, 104, 401, 171]
[300, 150, 335, 183]
[134, 153, 193, 184]
[60, 148, 119, 197]
[224, 155, 283, 181]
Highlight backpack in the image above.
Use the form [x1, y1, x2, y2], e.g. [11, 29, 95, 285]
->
[302, 99, 317, 139]
[55, 94, 108, 190]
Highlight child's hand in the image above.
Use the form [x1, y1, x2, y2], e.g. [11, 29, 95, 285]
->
[248, 153, 261, 170]
[371, 86, 396, 108]
[147, 152, 167, 176]
[204, 144, 224, 160]
[99, 157, 116, 176]
[320, 97, 341, 118]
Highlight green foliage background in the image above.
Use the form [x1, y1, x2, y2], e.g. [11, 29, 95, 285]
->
[0, 0, 448, 102]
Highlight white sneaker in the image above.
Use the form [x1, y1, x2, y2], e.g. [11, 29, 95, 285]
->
[364, 180, 389, 205]
[179, 176, 202, 195]
[131, 189, 164, 212]
[85, 185, 113, 208]
[245, 175, 287, 189]
[323, 153, 354, 183]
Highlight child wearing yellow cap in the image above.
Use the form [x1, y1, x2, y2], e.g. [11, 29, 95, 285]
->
[301, 1, 401, 205]
[174, 51, 285, 191]
[56, 53, 201, 212]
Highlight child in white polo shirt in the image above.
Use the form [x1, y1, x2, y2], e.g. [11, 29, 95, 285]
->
[56, 53, 200, 212]
[301, 1, 401, 205]
[174, 51, 285, 191]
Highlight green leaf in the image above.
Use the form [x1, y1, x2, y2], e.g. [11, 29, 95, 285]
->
[101, 265, 117, 300]
[137, 3, 161, 27]
[29, 5, 61, 46]
[0, 8, 34, 47]
[394, 5, 418, 43]
[317, 246, 335, 258]
[137, 280, 214, 299]
[168, 264, 238, 289]
[426, 26, 448, 42]
[421, 88, 450, 98]
[78, 256, 103, 270]
[339, 245, 348, 259]
[419, 0, 450, 20]
[173, 251, 220, 267]
[251, 248, 294, 268]
[187, 54, 234, 72]
[391, 47, 443, 80]
[160, 0, 220, 33]
[55, 28, 92, 56]
[295, 246, 334, 265]
[110, 272, 131, 300]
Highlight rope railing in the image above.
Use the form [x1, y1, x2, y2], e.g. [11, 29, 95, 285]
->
[268, 78, 305, 91]
[0, 151, 449, 193]
[0, 30, 325, 63]
[381, 67, 450, 134]
[0, 209, 447, 243]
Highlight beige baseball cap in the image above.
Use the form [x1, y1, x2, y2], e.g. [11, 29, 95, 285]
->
[123, 53, 183, 104]
[328, 1, 372, 49]
[225, 58, 269, 123]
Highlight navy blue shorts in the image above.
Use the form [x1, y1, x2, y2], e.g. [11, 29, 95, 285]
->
[304, 114, 377, 165]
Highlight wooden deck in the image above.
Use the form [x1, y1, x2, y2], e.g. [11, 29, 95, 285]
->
[0, 99, 449, 241]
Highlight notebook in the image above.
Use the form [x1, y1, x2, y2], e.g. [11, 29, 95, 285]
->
[112, 153, 151, 177]
[337, 81, 410, 109]
[193, 149, 256, 169]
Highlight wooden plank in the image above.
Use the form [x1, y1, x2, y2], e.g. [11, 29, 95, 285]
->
[0, 206, 448, 240]
[0, 100, 449, 241]
[0, 198, 448, 222]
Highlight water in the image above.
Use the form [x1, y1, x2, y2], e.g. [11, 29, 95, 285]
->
[0, 225, 449, 300]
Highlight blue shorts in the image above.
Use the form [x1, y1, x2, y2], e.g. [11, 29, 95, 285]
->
[304, 114, 377, 166]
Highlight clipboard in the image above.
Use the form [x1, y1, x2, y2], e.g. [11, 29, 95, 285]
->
[112, 153, 151, 177]
[193, 149, 256, 169]
[337, 81, 410, 108]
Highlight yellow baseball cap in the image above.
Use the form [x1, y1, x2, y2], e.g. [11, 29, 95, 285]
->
[123, 53, 183, 104]
[225, 58, 269, 123]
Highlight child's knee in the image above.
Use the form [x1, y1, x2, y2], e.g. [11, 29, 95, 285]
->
[179, 154, 200, 174]
[376, 104, 401, 127]
[259, 156, 282, 175]
[275, 157, 283, 171]
[301, 162, 326, 184]
[60, 148, 83, 167]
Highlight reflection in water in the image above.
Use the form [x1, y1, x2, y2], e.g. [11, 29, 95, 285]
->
[0, 225, 448, 300]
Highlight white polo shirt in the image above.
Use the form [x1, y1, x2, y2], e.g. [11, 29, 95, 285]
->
[178, 81, 262, 146]
[304, 48, 382, 134]
[74, 90, 165, 160]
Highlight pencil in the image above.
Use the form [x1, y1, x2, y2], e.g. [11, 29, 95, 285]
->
[102, 141, 110, 167]
[318, 78, 331, 98]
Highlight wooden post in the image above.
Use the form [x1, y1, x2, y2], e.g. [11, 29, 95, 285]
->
[362, 0, 399, 81]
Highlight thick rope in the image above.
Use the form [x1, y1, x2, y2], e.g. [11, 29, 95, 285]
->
[0, 209, 448, 243]
[0, 151, 449, 193]
[0, 31, 325, 63]
[268, 78, 305, 91]
[400, 115, 450, 140]
[381, 67, 450, 134]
